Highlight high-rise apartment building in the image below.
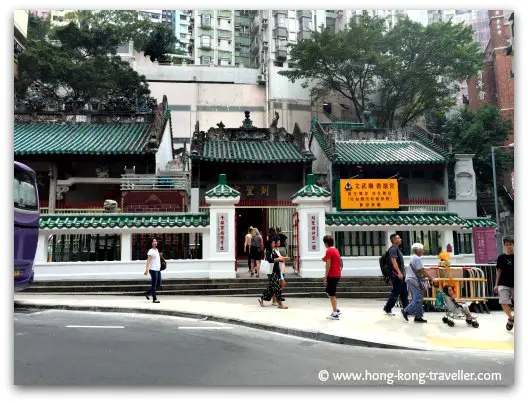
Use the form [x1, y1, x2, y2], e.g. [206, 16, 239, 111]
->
[172, 10, 192, 55]
[14, 9, 29, 79]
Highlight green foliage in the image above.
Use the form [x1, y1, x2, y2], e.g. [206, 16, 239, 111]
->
[281, 13, 482, 128]
[15, 10, 178, 110]
[280, 12, 385, 120]
[444, 105, 513, 189]
[27, 13, 51, 40]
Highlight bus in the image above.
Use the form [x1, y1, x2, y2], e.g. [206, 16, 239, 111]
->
[14, 162, 40, 291]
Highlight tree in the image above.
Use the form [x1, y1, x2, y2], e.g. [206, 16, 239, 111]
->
[15, 10, 177, 112]
[27, 13, 51, 41]
[377, 18, 482, 128]
[279, 12, 385, 122]
[280, 14, 482, 128]
[443, 105, 512, 190]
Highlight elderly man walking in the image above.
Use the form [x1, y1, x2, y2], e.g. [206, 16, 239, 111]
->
[401, 243, 434, 323]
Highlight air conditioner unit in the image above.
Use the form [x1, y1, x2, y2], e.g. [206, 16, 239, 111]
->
[262, 18, 268, 27]
[263, 41, 268, 48]
[257, 74, 266, 84]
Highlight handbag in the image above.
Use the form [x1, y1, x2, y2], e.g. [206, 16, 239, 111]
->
[260, 259, 270, 274]
[160, 256, 167, 271]
[280, 279, 287, 289]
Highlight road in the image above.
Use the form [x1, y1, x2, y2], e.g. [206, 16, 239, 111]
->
[14, 308, 513, 386]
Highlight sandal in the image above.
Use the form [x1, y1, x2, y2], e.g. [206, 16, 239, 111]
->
[278, 305, 288, 309]
[258, 298, 264, 307]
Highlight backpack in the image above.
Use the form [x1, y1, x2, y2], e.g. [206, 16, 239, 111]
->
[379, 249, 392, 280]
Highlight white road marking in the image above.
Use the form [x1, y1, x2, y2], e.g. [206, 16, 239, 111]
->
[178, 326, 233, 330]
[66, 325, 125, 329]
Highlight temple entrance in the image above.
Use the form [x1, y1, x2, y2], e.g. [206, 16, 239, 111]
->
[236, 207, 266, 258]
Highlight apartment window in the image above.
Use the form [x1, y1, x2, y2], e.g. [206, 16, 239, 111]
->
[240, 45, 250, 56]
[52, 15, 64, 22]
[180, 14, 187, 20]
[275, 14, 286, 28]
[201, 35, 211, 46]
[201, 14, 211, 27]
[276, 38, 287, 50]
[201, 56, 212, 64]
[240, 10, 250, 16]
[220, 58, 230, 66]
[180, 33, 187, 40]
[240, 25, 250, 35]
[300, 17, 312, 30]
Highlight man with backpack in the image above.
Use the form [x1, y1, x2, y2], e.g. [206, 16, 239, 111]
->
[381, 233, 409, 316]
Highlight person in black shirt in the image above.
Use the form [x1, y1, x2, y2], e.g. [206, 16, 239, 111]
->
[383, 233, 409, 316]
[494, 237, 514, 330]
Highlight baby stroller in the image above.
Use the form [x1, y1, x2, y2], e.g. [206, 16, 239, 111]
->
[434, 286, 479, 328]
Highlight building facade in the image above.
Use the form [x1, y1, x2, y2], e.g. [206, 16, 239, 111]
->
[14, 9, 28, 79]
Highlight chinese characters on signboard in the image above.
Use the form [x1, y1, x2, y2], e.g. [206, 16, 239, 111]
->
[340, 179, 399, 210]
[477, 70, 486, 101]
[232, 184, 275, 200]
[216, 213, 229, 253]
[308, 213, 320, 252]
[472, 227, 497, 264]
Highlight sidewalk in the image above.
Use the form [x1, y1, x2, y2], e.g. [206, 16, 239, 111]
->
[14, 294, 514, 354]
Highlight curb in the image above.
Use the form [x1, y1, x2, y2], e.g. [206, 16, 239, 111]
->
[14, 300, 423, 352]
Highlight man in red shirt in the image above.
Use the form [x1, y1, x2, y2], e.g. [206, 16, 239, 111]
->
[322, 235, 342, 320]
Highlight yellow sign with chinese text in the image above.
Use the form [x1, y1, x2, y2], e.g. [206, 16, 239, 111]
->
[340, 179, 399, 210]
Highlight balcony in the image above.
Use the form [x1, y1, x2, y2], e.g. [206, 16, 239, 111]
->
[121, 173, 191, 194]
[275, 49, 287, 61]
[326, 10, 337, 19]
[273, 10, 288, 16]
[297, 30, 312, 41]
[273, 26, 288, 38]
[296, 10, 312, 18]
[399, 199, 447, 212]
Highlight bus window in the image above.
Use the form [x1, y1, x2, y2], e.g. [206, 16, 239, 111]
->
[14, 168, 38, 211]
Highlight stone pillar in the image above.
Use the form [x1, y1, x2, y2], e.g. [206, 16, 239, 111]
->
[291, 174, 332, 278]
[120, 232, 132, 261]
[35, 232, 49, 263]
[205, 174, 240, 279]
[48, 163, 57, 213]
[441, 229, 455, 255]
[447, 154, 478, 218]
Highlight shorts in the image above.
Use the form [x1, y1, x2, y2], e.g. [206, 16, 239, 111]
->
[325, 277, 340, 297]
[498, 286, 514, 305]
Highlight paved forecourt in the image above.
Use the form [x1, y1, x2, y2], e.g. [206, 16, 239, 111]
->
[15, 294, 514, 353]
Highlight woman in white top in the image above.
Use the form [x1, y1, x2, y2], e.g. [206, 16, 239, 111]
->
[144, 238, 161, 303]
[244, 226, 253, 273]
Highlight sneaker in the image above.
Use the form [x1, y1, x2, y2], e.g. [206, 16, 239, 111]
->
[327, 313, 340, 320]
[401, 309, 409, 322]
[336, 309, 341, 316]
[414, 317, 427, 323]
[153, 300, 160, 304]
[383, 309, 395, 317]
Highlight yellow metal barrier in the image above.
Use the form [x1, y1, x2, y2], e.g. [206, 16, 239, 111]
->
[422, 266, 488, 304]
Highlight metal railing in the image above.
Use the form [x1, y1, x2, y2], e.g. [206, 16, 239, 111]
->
[400, 204, 447, 212]
[40, 208, 122, 215]
[121, 174, 190, 193]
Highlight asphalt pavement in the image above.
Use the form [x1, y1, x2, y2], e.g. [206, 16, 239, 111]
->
[14, 308, 513, 386]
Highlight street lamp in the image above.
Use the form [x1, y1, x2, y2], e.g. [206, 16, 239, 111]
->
[491, 143, 514, 253]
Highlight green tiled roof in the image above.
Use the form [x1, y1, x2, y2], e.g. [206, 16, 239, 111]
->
[326, 212, 466, 227]
[40, 213, 210, 230]
[291, 174, 331, 199]
[14, 123, 152, 155]
[334, 141, 445, 165]
[463, 218, 497, 229]
[205, 174, 240, 198]
[313, 131, 332, 159]
[194, 140, 313, 163]
[411, 131, 453, 160]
